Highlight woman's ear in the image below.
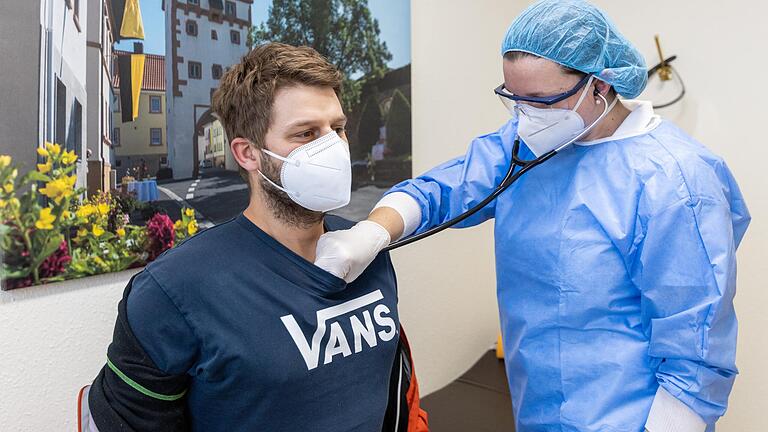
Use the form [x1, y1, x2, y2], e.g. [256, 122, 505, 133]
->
[230, 138, 262, 173]
[591, 80, 612, 105]
[594, 80, 611, 97]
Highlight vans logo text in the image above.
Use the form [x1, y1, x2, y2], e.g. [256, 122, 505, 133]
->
[280, 290, 396, 370]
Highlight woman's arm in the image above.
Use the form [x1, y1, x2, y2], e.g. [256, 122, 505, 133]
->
[315, 119, 519, 282]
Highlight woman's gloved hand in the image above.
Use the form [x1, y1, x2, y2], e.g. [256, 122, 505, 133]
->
[314, 220, 391, 283]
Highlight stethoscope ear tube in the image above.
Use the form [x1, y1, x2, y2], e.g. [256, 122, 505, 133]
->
[383, 139, 555, 252]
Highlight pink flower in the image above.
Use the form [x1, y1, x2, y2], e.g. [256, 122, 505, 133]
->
[3, 239, 70, 289]
[39, 240, 71, 279]
[146, 213, 175, 261]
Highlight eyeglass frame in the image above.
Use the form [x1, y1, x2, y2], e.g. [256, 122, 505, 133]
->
[494, 73, 593, 106]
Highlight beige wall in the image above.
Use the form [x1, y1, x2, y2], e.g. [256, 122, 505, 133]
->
[398, 0, 514, 396]
[113, 90, 167, 157]
[0, 271, 136, 431]
[404, 0, 767, 430]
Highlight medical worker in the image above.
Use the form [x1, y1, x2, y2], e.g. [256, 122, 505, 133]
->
[313, 1, 751, 431]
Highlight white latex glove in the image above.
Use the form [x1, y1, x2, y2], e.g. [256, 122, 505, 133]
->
[314, 220, 391, 283]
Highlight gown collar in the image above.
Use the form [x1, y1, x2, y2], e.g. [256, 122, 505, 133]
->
[575, 100, 661, 146]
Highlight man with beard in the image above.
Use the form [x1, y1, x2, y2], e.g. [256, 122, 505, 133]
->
[81, 43, 427, 432]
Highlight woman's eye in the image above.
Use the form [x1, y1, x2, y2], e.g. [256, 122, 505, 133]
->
[299, 130, 314, 139]
[335, 127, 346, 135]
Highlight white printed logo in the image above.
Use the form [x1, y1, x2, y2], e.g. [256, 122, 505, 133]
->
[280, 290, 397, 370]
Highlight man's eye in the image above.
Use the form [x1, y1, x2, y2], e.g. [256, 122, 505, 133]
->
[298, 130, 314, 139]
[335, 127, 346, 135]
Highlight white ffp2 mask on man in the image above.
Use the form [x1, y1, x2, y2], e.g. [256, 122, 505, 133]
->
[258, 131, 352, 212]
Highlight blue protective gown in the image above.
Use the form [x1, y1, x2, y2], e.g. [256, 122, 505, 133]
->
[388, 110, 750, 431]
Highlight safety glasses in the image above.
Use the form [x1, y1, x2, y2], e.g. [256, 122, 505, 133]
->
[494, 73, 592, 109]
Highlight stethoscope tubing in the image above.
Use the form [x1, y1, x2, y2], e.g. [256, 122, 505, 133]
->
[384, 91, 615, 252]
[384, 139, 554, 251]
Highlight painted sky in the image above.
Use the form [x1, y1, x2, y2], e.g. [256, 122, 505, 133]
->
[115, 0, 411, 69]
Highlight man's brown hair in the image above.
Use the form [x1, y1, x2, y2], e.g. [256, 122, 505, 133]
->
[212, 42, 343, 182]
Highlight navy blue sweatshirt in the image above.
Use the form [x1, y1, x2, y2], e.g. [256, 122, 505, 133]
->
[125, 214, 400, 431]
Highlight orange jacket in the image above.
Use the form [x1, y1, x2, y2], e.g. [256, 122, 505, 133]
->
[403, 329, 429, 432]
[381, 326, 429, 432]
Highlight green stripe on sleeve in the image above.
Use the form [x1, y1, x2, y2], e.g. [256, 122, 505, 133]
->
[106, 357, 187, 401]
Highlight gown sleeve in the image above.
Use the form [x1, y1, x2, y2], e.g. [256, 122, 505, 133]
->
[385, 119, 521, 234]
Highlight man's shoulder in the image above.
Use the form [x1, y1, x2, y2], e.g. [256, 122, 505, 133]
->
[145, 217, 245, 285]
[324, 214, 355, 231]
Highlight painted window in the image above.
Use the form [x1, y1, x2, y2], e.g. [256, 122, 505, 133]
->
[150, 128, 163, 146]
[225, 1, 236, 17]
[212, 64, 223, 80]
[189, 61, 202, 80]
[186, 20, 198, 37]
[150, 95, 162, 113]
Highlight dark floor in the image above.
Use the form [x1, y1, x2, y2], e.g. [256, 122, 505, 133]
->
[421, 351, 515, 432]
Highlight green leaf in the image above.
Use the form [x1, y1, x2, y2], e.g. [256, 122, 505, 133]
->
[2, 266, 32, 279]
[30, 233, 64, 269]
[25, 171, 52, 183]
[41, 275, 68, 282]
[115, 256, 139, 272]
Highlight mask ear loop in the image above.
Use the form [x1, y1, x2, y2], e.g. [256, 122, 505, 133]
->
[552, 90, 618, 153]
[262, 148, 300, 167]
[257, 170, 296, 196]
[257, 149, 301, 197]
[571, 75, 595, 112]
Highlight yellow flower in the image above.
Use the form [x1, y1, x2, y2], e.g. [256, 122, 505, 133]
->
[76, 204, 96, 219]
[187, 220, 198, 236]
[185, 208, 195, 217]
[0, 199, 6, 209]
[62, 210, 71, 219]
[10, 169, 17, 179]
[173, 219, 182, 229]
[92, 225, 105, 237]
[35, 207, 56, 230]
[97, 203, 110, 215]
[9, 197, 19, 208]
[77, 228, 88, 238]
[2, 183, 12, 194]
[37, 162, 52, 174]
[37, 147, 49, 157]
[61, 150, 77, 165]
[117, 228, 126, 237]
[39, 177, 74, 204]
[45, 142, 61, 156]
[0, 155, 10, 168]
[93, 256, 107, 269]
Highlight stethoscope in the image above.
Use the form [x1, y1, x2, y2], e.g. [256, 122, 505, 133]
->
[383, 89, 616, 252]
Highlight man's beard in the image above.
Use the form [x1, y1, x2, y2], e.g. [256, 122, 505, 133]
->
[258, 151, 324, 229]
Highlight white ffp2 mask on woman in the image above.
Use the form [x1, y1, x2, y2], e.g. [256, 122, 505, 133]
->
[516, 75, 599, 157]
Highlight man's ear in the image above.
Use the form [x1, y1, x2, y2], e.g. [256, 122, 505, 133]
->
[230, 138, 262, 173]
